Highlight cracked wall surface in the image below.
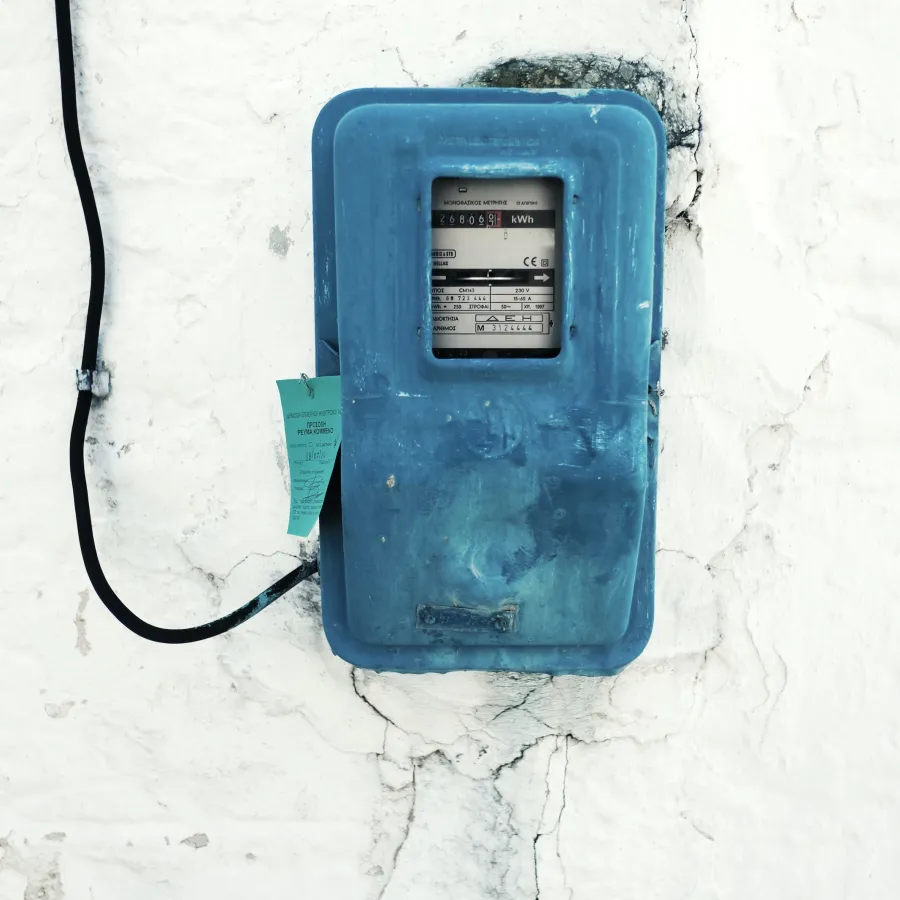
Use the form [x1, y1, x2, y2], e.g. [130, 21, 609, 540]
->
[2, 0, 900, 897]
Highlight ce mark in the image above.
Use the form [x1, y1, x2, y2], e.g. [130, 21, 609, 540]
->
[523, 257, 550, 267]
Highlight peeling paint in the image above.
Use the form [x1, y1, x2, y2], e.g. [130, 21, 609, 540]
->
[0, 838, 64, 900]
[74, 590, 91, 656]
[44, 701, 76, 719]
[268, 225, 294, 257]
[179, 833, 209, 849]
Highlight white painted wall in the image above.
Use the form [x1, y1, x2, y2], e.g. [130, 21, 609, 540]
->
[2, 0, 899, 897]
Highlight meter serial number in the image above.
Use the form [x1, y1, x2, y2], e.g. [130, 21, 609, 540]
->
[476, 323, 541, 333]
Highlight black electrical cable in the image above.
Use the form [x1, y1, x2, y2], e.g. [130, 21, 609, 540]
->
[55, 0, 317, 643]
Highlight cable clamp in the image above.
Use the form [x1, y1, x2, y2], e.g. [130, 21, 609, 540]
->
[76, 368, 111, 398]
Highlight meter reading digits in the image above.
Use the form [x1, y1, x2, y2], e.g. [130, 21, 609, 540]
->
[430, 178, 563, 358]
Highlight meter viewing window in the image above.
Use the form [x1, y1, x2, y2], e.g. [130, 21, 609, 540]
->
[430, 177, 563, 358]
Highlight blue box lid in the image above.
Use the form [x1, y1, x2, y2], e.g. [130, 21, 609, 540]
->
[313, 88, 665, 675]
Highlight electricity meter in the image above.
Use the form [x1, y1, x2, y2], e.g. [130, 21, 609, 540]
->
[312, 88, 665, 675]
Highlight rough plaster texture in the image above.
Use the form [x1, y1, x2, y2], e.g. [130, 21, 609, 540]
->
[1, 0, 899, 897]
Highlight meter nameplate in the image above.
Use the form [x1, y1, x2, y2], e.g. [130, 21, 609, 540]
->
[430, 178, 562, 356]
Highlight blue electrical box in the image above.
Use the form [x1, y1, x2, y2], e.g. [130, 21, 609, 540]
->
[312, 87, 665, 675]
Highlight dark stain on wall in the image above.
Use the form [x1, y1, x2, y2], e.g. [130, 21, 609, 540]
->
[464, 55, 700, 151]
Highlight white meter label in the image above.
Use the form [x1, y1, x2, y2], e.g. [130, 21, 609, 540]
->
[431, 178, 562, 357]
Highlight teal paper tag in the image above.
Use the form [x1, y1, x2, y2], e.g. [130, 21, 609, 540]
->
[276, 376, 342, 537]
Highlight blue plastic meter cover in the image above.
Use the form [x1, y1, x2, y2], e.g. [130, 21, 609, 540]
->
[312, 87, 665, 675]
